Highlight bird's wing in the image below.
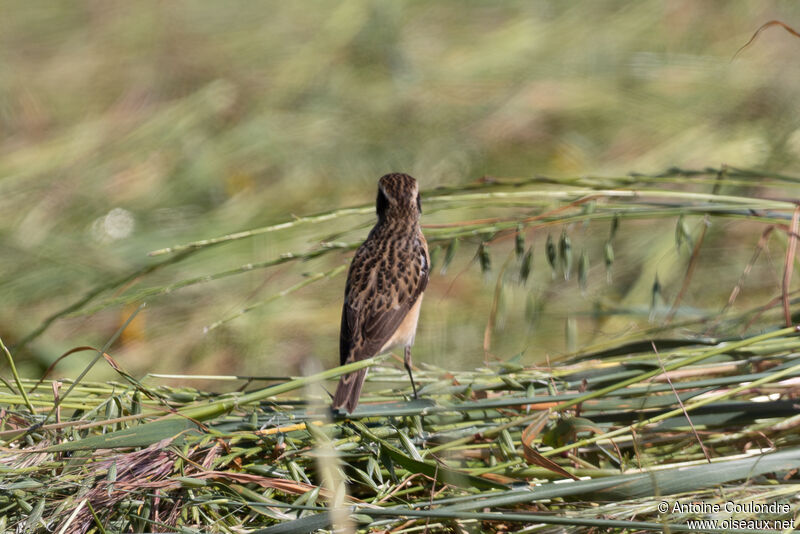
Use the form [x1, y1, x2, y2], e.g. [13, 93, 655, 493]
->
[340, 236, 429, 366]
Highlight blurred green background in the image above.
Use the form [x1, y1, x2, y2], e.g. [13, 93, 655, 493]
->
[2, 1, 800, 385]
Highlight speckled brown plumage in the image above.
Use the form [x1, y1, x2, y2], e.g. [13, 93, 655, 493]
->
[332, 173, 429, 413]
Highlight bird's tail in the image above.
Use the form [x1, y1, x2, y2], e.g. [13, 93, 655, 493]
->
[332, 369, 368, 413]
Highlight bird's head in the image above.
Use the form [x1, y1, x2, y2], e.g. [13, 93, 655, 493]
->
[376, 173, 421, 223]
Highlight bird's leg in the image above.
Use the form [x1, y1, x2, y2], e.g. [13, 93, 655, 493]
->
[404, 345, 418, 399]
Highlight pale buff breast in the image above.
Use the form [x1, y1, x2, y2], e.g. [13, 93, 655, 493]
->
[380, 293, 424, 353]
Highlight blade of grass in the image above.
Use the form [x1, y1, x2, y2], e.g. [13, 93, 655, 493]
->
[783, 206, 800, 326]
[0, 335, 35, 413]
[46, 355, 387, 451]
[544, 358, 800, 457]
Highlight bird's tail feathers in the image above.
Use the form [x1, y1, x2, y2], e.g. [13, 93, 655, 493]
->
[332, 369, 368, 413]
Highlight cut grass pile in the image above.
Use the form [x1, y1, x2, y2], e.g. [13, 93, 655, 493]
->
[2, 327, 800, 532]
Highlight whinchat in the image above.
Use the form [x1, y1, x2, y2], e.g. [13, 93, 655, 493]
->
[332, 173, 429, 413]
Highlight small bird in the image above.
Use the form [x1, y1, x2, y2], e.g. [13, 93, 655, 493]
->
[332, 173, 430, 413]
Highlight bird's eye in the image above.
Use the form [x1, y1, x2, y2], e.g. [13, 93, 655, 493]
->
[377, 187, 390, 216]
[416, 193, 422, 213]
